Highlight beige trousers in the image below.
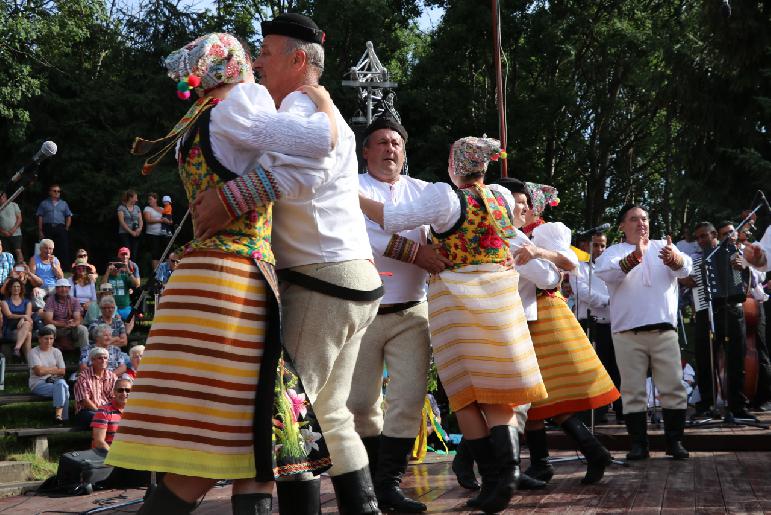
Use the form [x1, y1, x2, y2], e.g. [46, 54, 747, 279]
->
[612, 329, 687, 413]
[348, 302, 431, 439]
[281, 260, 381, 476]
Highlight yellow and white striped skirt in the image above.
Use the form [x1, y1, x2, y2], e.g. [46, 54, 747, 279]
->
[106, 250, 269, 479]
[428, 264, 547, 412]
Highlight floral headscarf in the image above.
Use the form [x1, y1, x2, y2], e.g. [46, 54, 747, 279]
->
[449, 136, 506, 176]
[164, 33, 250, 96]
[525, 181, 560, 217]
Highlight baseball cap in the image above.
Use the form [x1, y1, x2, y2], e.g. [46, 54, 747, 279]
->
[99, 283, 114, 292]
[161, 195, 172, 203]
[55, 278, 71, 288]
[118, 247, 131, 257]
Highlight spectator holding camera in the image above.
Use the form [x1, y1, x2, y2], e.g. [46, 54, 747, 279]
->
[0, 191, 24, 263]
[101, 247, 140, 321]
[87, 295, 128, 348]
[28, 238, 63, 291]
[3, 277, 33, 359]
[42, 278, 89, 349]
[70, 249, 98, 282]
[79, 323, 127, 375]
[28, 326, 69, 424]
[70, 258, 96, 310]
[117, 190, 143, 259]
[36, 184, 72, 265]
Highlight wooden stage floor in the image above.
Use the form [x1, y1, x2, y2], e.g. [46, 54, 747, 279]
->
[4, 449, 771, 514]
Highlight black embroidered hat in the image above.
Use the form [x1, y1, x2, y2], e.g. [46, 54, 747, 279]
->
[363, 116, 408, 144]
[261, 13, 326, 45]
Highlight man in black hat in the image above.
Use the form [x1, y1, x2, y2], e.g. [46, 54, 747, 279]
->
[190, 13, 384, 515]
[350, 116, 450, 512]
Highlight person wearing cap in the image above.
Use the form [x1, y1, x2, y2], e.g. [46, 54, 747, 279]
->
[0, 190, 23, 263]
[595, 205, 692, 461]
[189, 16, 384, 514]
[42, 277, 89, 349]
[101, 247, 140, 321]
[70, 257, 97, 310]
[160, 195, 174, 237]
[85, 282, 114, 326]
[36, 183, 72, 265]
[106, 32, 341, 515]
[74, 346, 117, 429]
[28, 238, 63, 291]
[28, 326, 69, 424]
[359, 136, 547, 513]
[348, 116, 449, 513]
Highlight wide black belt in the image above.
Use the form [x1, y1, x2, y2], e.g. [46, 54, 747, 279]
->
[278, 269, 384, 302]
[377, 300, 422, 315]
[626, 322, 676, 333]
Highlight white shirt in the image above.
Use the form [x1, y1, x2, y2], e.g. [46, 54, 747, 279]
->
[259, 92, 373, 268]
[383, 182, 460, 234]
[569, 260, 610, 323]
[756, 226, 771, 272]
[676, 239, 701, 259]
[595, 240, 692, 333]
[359, 173, 430, 304]
[143, 206, 163, 236]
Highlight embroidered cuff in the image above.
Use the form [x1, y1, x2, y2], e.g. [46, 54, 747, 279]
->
[218, 165, 282, 219]
[668, 252, 684, 271]
[619, 252, 641, 274]
[384, 235, 420, 264]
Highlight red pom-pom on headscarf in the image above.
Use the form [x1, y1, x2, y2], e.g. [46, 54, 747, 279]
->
[187, 74, 201, 88]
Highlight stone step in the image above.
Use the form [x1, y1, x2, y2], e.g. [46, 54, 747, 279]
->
[0, 480, 43, 498]
[0, 461, 31, 483]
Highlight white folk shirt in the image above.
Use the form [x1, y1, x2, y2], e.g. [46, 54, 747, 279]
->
[359, 173, 430, 304]
[595, 240, 692, 333]
[258, 92, 373, 268]
[756, 226, 771, 273]
[569, 261, 611, 323]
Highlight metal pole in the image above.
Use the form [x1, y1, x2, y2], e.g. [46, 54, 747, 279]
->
[492, 0, 508, 177]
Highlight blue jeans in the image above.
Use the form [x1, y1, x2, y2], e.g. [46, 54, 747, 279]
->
[31, 379, 70, 420]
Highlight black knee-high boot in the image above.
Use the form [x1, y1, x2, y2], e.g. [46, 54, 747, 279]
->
[662, 408, 689, 460]
[231, 493, 272, 515]
[451, 438, 480, 490]
[330, 467, 379, 515]
[374, 436, 426, 512]
[524, 428, 554, 482]
[624, 411, 650, 460]
[478, 425, 520, 514]
[560, 415, 613, 484]
[361, 434, 381, 480]
[137, 479, 196, 515]
[277, 479, 321, 515]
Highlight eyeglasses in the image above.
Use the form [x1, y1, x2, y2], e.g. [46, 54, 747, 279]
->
[50, 189, 61, 193]
[93, 356, 108, 360]
[77, 253, 87, 257]
[170, 259, 180, 263]
[115, 388, 131, 393]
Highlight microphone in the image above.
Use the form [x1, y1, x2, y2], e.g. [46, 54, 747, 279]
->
[577, 223, 611, 237]
[721, 0, 731, 17]
[10, 141, 57, 183]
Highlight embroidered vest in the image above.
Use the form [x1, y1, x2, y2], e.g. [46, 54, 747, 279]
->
[433, 185, 515, 268]
[179, 106, 275, 264]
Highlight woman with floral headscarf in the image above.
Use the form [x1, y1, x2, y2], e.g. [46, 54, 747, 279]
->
[359, 136, 546, 514]
[105, 33, 337, 515]
[518, 181, 619, 485]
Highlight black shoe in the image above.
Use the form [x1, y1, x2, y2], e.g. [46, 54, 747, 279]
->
[524, 428, 554, 483]
[754, 401, 771, 412]
[232, 493, 272, 515]
[464, 436, 499, 509]
[330, 467, 379, 515]
[361, 434, 380, 480]
[138, 479, 196, 515]
[478, 426, 520, 514]
[374, 436, 426, 512]
[54, 416, 64, 426]
[731, 409, 759, 422]
[451, 438, 480, 490]
[624, 411, 650, 460]
[662, 408, 689, 460]
[690, 407, 716, 420]
[560, 416, 613, 484]
[277, 479, 320, 515]
[517, 472, 547, 490]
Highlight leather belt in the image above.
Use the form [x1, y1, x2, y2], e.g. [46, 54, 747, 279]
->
[377, 300, 422, 315]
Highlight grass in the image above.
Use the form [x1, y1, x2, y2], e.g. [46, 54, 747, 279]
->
[5, 452, 58, 481]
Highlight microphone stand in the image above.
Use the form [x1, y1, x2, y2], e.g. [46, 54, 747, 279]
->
[0, 165, 39, 213]
[688, 203, 769, 430]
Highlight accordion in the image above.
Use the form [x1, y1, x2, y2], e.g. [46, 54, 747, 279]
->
[691, 244, 747, 311]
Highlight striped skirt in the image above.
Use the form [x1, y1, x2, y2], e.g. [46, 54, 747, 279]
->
[428, 264, 547, 412]
[106, 250, 271, 479]
[526, 294, 620, 420]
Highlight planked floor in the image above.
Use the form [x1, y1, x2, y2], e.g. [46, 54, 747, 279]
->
[4, 450, 771, 514]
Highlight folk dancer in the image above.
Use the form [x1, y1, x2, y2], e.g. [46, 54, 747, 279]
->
[595, 205, 692, 460]
[106, 33, 336, 515]
[359, 137, 547, 514]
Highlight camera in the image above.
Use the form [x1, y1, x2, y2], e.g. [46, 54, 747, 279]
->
[110, 261, 126, 271]
[131, 222, 139, 231]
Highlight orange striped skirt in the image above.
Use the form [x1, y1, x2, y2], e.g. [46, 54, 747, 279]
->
[526, 294, 619, 420]
[428, 264, 547, 412]
[106, 250, 270, 479]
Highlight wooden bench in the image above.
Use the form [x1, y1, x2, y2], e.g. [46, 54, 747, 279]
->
[0, 393, 50, 406]
[1, 427, 89, 458]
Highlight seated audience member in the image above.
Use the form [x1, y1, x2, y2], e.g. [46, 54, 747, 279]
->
[28, 238, 63, 291]
[87, 295, 128, 348]
[74, 346, 116, 429]
[125, 344, 144, 380]
[101, 247, 140, 321]
[154, 251, 179, 290]
[80, 323, 127, 376]
[2, 277, 33, 359]
[28, 327, 69, 424]
[92, 377, 133, 450]
[0, 239, 15, 285]
[2, 262, 34, 298]
[42, 278, 89, 349]
[85, 282, 114, 326]
[70, 248, 98, 282]
[70, 258, 96, 310]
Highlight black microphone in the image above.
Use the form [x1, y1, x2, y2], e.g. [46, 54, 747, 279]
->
[577, 223, 611, 237]
[721, 0, 731, 17]
[9, 141, 57, 183]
